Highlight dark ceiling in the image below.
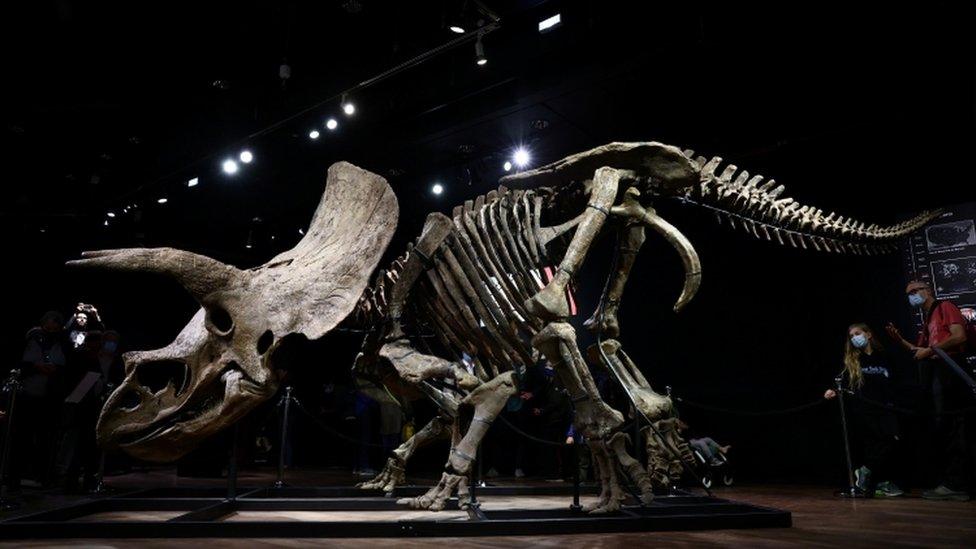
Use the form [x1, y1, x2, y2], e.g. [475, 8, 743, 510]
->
[5, 0, 974, 265]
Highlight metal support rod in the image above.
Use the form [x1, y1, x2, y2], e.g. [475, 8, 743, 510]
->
[227, 423, 239, 500]
[0, 369, 22, 510]
[632, 404, 641, 462]
[274, 386, 293, 489]
[477, 441, 484, 488]
[467, 445, 480, 512]
[835, 377, 860, 497]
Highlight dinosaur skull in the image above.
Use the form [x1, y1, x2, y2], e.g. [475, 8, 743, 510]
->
[96, 308, 271, 461]
[71, 162, 398, 461]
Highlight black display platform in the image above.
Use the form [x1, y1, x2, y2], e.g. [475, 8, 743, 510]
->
[0, 485, 791, 538]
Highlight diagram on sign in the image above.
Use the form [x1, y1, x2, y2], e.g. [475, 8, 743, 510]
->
[930, 255, 976, 297]
[925, 219, 976, 251]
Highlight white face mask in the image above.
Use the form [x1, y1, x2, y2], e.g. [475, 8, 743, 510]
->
[851, 334, 868, 349]
[908, 293, 925, 307]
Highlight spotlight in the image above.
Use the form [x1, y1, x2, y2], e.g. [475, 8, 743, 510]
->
[157, 197, 168, 204]
[538, 13, 562, 33]
[326, 118, 338, 130]
[503, 161, 512, 172]
[449, 25, 465, 34]
[106, 211, 116, 218]
[432, 183, 444, 195]
[222, 159, 239, 175]
[475, 34, 487, 66]
[239, 150, 253, 164]
[309, 129, 320, 139]
[342, 102, 355, 116]
[187, 177, 199, 187]
[513, 148, 530, 168]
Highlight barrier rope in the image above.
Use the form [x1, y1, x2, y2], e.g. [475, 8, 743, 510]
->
[288, 394, 388, 448]
[842, 390, 976, 417]
[496, 415, 566, 447]
[672, 395, 826, 416]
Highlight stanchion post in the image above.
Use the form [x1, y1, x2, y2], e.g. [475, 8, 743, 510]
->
[570, 432, 582, 512]
[274, 386, 293, 489]
[227, 423, 240, 500]
[0, 369, 22, 510]
[90, 382, 114, 494]
[834, 377, 862, 498]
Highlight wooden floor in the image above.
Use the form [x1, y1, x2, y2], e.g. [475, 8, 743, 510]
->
[2, 476, 973, 547]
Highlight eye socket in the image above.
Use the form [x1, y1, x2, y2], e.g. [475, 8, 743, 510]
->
[257, 330, 274, 355]
[208, 306, 234, 335]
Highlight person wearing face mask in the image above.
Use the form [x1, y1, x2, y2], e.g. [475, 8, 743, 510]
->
[825, 323, 904, 497]
[886, 280, 972, 501]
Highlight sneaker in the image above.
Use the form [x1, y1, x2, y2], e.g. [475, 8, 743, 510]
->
[874, 481, 904, 497]
[854, 466, 871, 492]
[514, 468, 525, 478]
[922, 484, 970, 501]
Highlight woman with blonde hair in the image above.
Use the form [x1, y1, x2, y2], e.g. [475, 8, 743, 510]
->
[824, 323, 903, 497]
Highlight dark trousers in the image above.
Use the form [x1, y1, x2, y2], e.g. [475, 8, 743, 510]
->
[923, 361, 975, 492]
[53, 398, 100, 489]
[9, 394, 59, 487]
[855, 410, 899, 487]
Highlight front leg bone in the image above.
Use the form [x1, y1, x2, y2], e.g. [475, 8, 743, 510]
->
[584, 222, 645, 338]
[525, 167, 621, 320]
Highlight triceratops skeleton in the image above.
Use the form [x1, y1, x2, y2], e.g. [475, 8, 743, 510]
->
[70, 142, 938, 512]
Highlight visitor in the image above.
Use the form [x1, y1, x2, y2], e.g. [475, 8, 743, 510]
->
[13, 310, 69, 489]
[886, 280, 972, 501]
[824, 323, 904, 497]
[689, 436, 731, 467]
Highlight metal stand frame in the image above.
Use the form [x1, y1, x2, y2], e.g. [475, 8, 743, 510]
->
[0, 484, 790, 538]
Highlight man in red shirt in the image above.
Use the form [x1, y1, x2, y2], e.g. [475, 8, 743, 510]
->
[887, 280, 972, 501]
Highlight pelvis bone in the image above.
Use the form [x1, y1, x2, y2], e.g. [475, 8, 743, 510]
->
[69, 162, 398, 461]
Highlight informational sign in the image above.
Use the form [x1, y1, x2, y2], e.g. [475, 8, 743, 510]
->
[903, 202, 976, 331]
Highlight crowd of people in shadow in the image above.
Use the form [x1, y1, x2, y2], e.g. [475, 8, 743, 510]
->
[4, 304, 123, 494]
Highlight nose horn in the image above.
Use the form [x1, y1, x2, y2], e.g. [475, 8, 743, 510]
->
[66, 247, 243, 300]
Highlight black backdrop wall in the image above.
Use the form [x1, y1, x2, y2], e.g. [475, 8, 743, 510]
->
[3, 1, 975, 485]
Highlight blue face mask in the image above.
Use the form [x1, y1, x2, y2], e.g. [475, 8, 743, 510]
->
[851, 334, 868, 349]
[908, 293, 925, 307]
